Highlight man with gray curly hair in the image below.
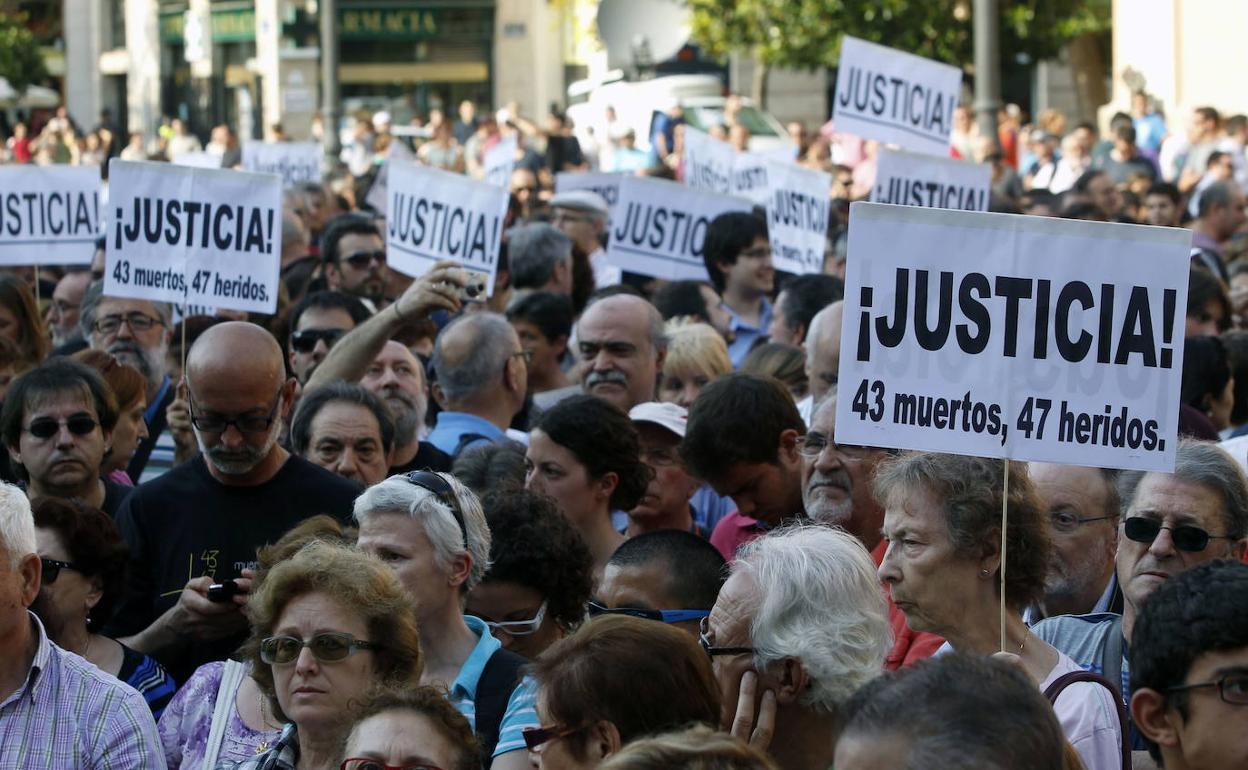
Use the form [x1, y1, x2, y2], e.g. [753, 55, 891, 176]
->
[427, 311, 528, 458]
[354, 471, 537, 768]
[702, 523, 892, 770]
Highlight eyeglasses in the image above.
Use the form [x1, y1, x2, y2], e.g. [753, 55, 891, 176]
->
[402, 471, 468, 548]
[639, 446, 680, 467]
[290, 328, 347, 354]
[259, 632, 381, 665]
[189, 390, 282, 435]
[40, 557, 82, 584]
[510, 349, 533, 364]
[522, 724, 582, 753]
[25, 414, 98, 440]
[796, 433, 871, 461]
[92, 312, 163, 336]
[483, 600, 548, 637]
[341, 250, 387, 269]
[739, 245, 772, 259]
[698, 616, 755, 659]
[588, 601, 709, 624]
[1122, 516, 1233, 553]
[341, 760, 443, 770]
[1165, 674, 1248, 705]
[1051, 510, 1116, 533]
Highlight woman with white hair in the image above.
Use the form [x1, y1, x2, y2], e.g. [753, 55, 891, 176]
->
[701, 524, 893, 770]
[354, 471, 538, 769]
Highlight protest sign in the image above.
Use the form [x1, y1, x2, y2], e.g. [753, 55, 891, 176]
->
[731, 152, 773, 205]
[836, 203, 1191, 472]
[386, 161, 508, 295]
[105, 160, 282, 314]
[555, 171, 622, 214]
[484, 135, 517, 187]
[241, 142, 321, 188]
[0, 166, 100, 265]
[606, 176, 752, 280]
[173, 152, 222, 169]
[832, 36, 962, 156]
[871, 148, 991, 211]
[764, 161, 831, 275]
[682, 127, 734, 194]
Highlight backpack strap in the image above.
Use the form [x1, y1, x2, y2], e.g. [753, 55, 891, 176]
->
[1044, 669, 1131, 770]
[1100, 615, 1125, 704]
[473, 647, 526, 768]
[452, 432, 491, 457]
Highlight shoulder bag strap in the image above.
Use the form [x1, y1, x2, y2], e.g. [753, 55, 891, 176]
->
[202, 659, 249, 770]
[1044, 669, 1131, 770]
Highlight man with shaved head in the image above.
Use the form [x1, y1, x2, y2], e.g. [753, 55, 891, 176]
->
[796, 301, 843, 425]
[576, 293, 667, 412]
[105, 322, 361, 680]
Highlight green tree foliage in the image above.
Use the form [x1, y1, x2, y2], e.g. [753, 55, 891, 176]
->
[0, 13, 48, 93]
[685, 0, 1111, 72]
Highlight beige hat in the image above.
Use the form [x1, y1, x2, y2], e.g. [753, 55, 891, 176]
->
[628, 401, 688, 438]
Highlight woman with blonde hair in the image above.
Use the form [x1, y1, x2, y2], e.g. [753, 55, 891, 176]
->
[659, 322, 731, 408]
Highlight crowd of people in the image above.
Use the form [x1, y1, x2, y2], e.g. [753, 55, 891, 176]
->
[0, 86, 1245, 770]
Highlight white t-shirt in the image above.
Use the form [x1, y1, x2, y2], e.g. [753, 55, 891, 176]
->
[1042, 651, 1124, 770]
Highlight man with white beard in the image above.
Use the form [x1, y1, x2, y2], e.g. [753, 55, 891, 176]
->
[78, 282, 176, 482]
[105, 322, 360, 681]
[799, 394, 943, 669]
[1025, 463, 1123, 623]
[362, 339, 451, 473]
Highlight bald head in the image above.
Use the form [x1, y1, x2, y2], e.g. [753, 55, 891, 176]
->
[187, 322, 286, 397]
[432, 312, 522, 405]
[577, 294, 667, 411]
[806, 301, 843, 403]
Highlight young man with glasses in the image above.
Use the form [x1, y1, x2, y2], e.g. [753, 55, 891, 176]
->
[1026, 462, 1124, 623]
[106, 322, 361, 683]
[702, 211, 774, 368]
[323, 215, 389, 310]
[1131, 559, 1248, 770]
[1035, 440, 1248, 758]
[0, 359, 132, 516]
[286, 291, 371, 386]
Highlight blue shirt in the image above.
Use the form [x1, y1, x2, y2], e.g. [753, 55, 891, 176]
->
[427, 412, 506, 457]
[450, 616, 540, 757]
[726, 298, 773, 368]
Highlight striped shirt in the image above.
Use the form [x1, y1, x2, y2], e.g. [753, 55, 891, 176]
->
[451, 616, 540, 757]
[0, 613, 166, 769]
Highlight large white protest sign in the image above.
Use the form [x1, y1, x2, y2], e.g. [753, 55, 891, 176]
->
[105, 160, 282, 314]
[555, 171, 622, 215]
[606, 176, 751, 280]
[242, 142, 321, 188]
[173, 152, 223, 169]
[386, 161, 508, 295]
[0, 166, 100, 265]
[765, 162, 831, 275]
[832, 36, 962, 156]
[871, 148, 991, 211]
[682, 127, 734, 194]
[836, 203, 1191, 472]
[484, 135, 517, 187]
[731, 152, 773, 205]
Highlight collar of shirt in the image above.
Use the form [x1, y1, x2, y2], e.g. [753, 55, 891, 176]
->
[0, 612, 52, 711]
[145, 375, 171, 424]
[726, 297, 773, 335]
[428, 412, 506, 454]
[1022, 573, 1118, 626]
[451, 615, 502, 702]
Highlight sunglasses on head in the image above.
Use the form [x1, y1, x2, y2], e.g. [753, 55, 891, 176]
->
[1123, 516, 1233, 552]
[341, 250, 386, 270]
[290, 328, 346, 354]
[25, 414, 97, 440]
[402, 471, 468, 548]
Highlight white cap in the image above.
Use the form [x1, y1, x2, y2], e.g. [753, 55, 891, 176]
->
[372, 111, 392, 129]
[549, 189, 610, 217]
[628, 401, 688, 438]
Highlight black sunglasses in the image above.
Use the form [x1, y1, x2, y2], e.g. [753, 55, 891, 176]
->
[41, 557, 81, 584]
[341, 250, 386, 269]
[25, 414, 98, 440]
[290, 328, 347, 354]
[1123, 516, 1233, 552]
[402, 471, 468, 548]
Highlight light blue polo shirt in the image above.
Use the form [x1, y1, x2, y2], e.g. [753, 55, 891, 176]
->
[449, 615, 540, 757]
[427, 412, 506, 457]
[726, 298, 773, 368]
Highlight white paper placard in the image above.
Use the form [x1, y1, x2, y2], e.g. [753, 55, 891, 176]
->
[172, 152, 223, 169]
[385, 161, 508, 295]
[365, 139, 415, 215]
[484, 135, 517, 187]
[104, 160, 282, 314]
[241, 142, 321, 188]
[732, 152, 773, 205]
[0, 166, 101, 265]
[765, 161, 832, 275]
[606, 176, 752, 280]
[832, 36, 962, 156]
[836, 203, 1192, 472]
[870, 147, 991, 211]
[682, 127, 734, 194]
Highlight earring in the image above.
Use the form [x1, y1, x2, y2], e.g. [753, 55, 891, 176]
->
[980, 568, 990, 576]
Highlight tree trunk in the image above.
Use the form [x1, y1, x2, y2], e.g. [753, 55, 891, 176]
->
[752, 57, 770, 109]
[1067, 31, 1109, 125]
